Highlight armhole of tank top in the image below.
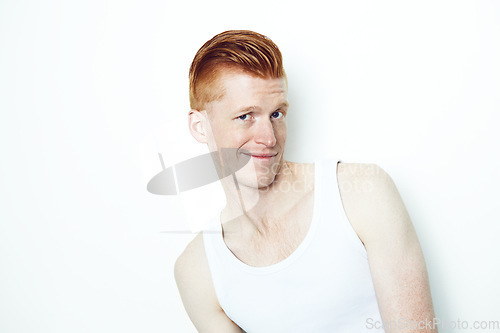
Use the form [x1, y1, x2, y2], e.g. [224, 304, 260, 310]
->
[334, 160, 369, 259]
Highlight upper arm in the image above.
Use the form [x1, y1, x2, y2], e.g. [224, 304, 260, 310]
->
[174, 234, 243, 333]
[338, 163, 437, 332]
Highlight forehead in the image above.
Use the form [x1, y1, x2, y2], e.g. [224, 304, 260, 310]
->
[211, 71, 288, 110]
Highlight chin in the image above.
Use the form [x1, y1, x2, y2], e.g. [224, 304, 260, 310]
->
[234, 157, 282, 189]
[257, 171, 280, 188]
[232, 170, 276, 190]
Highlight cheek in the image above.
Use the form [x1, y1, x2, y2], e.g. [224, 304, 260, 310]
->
[275, 124, 287, 141]
[209, 123, 230, 142]
[212, 127, 248, 147]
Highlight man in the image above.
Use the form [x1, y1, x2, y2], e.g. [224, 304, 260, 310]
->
[175, 30, 437, 332]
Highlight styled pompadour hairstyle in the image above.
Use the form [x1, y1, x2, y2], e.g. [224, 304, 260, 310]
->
[189, 30, 286, 110]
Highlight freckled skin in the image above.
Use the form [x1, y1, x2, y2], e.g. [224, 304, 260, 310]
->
[338, 163, 437, 332]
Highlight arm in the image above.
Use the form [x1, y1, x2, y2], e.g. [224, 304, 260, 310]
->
[338, 163, 437, 332]
[174, 234, 244, 333]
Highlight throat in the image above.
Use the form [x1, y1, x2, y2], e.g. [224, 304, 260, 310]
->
[220, 161, 316, 267]
[238, 221, 308, 266]
[251, 220, 305, 263]
[223, 191, 314, 267]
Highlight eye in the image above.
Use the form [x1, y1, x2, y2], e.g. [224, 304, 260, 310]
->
[237, 113, 253, 120]
[238, 114, 252, 120]
[271, 111, 284, 119]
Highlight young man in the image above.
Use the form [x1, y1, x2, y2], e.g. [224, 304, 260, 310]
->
[175, 30, 437, 332]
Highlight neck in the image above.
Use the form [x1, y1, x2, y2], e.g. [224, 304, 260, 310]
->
[219, 161, 305, 235]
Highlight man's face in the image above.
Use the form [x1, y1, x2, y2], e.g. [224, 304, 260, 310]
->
[203, 71, 288, 189]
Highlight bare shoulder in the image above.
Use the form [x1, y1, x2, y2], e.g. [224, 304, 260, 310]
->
[174, 233, 214, 304]
[337, 162, 398, 203]
[174, 232, 206, 279]
[174, 233, 214, 328]
[336, 163, 409, 247]
[174, 233, 243, 332]
[337, 162, 393, 188]
[338, 164, 436, 324]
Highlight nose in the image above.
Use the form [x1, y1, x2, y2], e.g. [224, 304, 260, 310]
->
[253, 118, 277, 147]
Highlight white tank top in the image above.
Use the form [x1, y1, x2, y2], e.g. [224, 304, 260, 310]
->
[203, 160, 385, 333]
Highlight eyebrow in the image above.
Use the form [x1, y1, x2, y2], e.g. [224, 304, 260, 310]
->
[236, 106, 256, 114]
[276, 101, 289, 110]
[235, 102, 289, 114]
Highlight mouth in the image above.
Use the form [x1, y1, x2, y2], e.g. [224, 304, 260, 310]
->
[242, 153, 278, 161]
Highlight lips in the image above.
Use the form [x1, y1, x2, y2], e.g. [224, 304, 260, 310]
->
[251, 154, 276, 157]
[242, 153, 278, 162]
[243, 152, 277, 158]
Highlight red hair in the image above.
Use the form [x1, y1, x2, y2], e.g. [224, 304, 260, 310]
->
[189, 30, 286, 110]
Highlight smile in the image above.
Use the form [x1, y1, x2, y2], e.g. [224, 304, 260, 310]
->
[243, 153, 277, 160]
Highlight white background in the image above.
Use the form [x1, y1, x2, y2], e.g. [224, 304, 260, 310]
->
[1, 0, 499, 332]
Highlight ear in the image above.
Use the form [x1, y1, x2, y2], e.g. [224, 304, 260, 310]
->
[188, 109, 210, 143]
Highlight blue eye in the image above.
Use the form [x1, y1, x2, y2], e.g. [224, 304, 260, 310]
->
[238, 114, 250, 120]
[271, 111, 284, 119]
